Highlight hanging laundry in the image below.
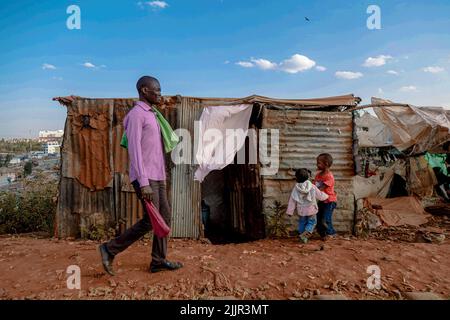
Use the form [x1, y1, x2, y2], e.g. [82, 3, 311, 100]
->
[194, 104, 253, 182]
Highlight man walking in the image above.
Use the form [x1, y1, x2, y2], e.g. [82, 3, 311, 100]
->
[99, 76, 183, 275]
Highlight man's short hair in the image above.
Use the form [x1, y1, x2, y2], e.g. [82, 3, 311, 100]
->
[295, 168, 311, 183]
[318, 153, 333, 167]
[136, 76, 159, 93]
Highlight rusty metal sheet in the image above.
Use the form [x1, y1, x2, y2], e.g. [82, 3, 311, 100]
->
[61, 98, 115, 191]
[55, 177, 115, 238]
[115, 173, 144, 230]
[112, 99, 135, 175]
[56, 98, 115, 237]
[56, 96, 182, 238]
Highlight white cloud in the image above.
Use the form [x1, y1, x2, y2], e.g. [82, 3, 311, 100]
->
[236, 61, 254, 68]
[378, 88, 384, 94]
[400, 85, 417, 92]
[363, 55, 393, 67]
[251, 58, 278, 70]
[316, 66, 327, 72]
[138, 1, 169, 9]
[224, 60, 230, 64]
[83, 62, 96, 68]
[82, 62, 106, 69]
[423, 66, 445, 73]
[150, 1, 168, 8]
[52, 76, 63, 81]
[278, 54, 316, 73]
[335, 71, 363, 80]
[42, 63, 56, 70]
[235, 53, 317, 73]
[387, 70, 399, 75]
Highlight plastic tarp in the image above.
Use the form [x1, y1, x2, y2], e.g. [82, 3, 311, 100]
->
[355, 112, 393, 147]
[372, 97, 450, 154]
[408, 156, 438, 197]
[364, 196, 430, 227]
[194, 104, 253, 182]
[352, 161, 406, 200]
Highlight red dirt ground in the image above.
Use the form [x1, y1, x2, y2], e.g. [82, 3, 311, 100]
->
[0, 233, 449, 300]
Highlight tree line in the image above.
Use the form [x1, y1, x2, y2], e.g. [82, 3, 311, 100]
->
[0, 139, 43, 153]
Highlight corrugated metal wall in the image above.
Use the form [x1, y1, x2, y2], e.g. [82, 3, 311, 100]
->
[224, 162, 265, 239]
[56, 97, 356, 238]
[56, 98, 116, 238]
[56, 97, 184, 237]
[170, 97, 203, 238]
[261, 108, 355, 232]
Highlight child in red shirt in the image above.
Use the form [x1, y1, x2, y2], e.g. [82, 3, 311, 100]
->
[313, 153, 337, 240]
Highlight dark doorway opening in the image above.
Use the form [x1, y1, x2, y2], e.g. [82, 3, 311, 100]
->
[200, 104, 265, 244]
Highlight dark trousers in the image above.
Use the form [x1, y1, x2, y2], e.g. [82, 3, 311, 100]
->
[106, 179, 171, 266]
[316, 202, 337, 237]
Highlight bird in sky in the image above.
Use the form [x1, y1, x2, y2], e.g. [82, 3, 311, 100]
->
[305, 16, 310, 22]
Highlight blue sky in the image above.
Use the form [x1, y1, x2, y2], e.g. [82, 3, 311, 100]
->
[1, 0, 450, 137]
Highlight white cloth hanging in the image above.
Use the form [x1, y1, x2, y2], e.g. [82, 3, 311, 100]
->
[194, 104, 253, 182]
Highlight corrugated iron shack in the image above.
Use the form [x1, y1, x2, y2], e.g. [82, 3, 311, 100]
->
[53, 94, 360, 240]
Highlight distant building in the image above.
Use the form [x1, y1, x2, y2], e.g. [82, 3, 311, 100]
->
[31, 151, 45, 159]
[0, 173, 16, 187]
[39, 130, 64, 142]
[9, 157, 21, 165]
[44, 141, 60, 155]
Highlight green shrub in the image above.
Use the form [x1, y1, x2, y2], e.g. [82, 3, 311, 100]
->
[0, 154, 13, 167]
[0, 177, 57, 235]
[24, 161, 33, 176]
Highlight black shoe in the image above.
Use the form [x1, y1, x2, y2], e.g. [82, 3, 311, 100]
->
[99, 243, 115, 276]
[150, 261, 183, 273]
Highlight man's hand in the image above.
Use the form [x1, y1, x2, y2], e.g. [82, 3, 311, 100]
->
[141, 185, 154, 202]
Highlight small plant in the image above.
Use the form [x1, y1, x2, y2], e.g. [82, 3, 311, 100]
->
[265, 200, 289, 238]
[80, 224, 115, 241]
[353, 207, 373, 238]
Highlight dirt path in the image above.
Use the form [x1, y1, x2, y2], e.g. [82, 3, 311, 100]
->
[0, 235, 449, 300]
